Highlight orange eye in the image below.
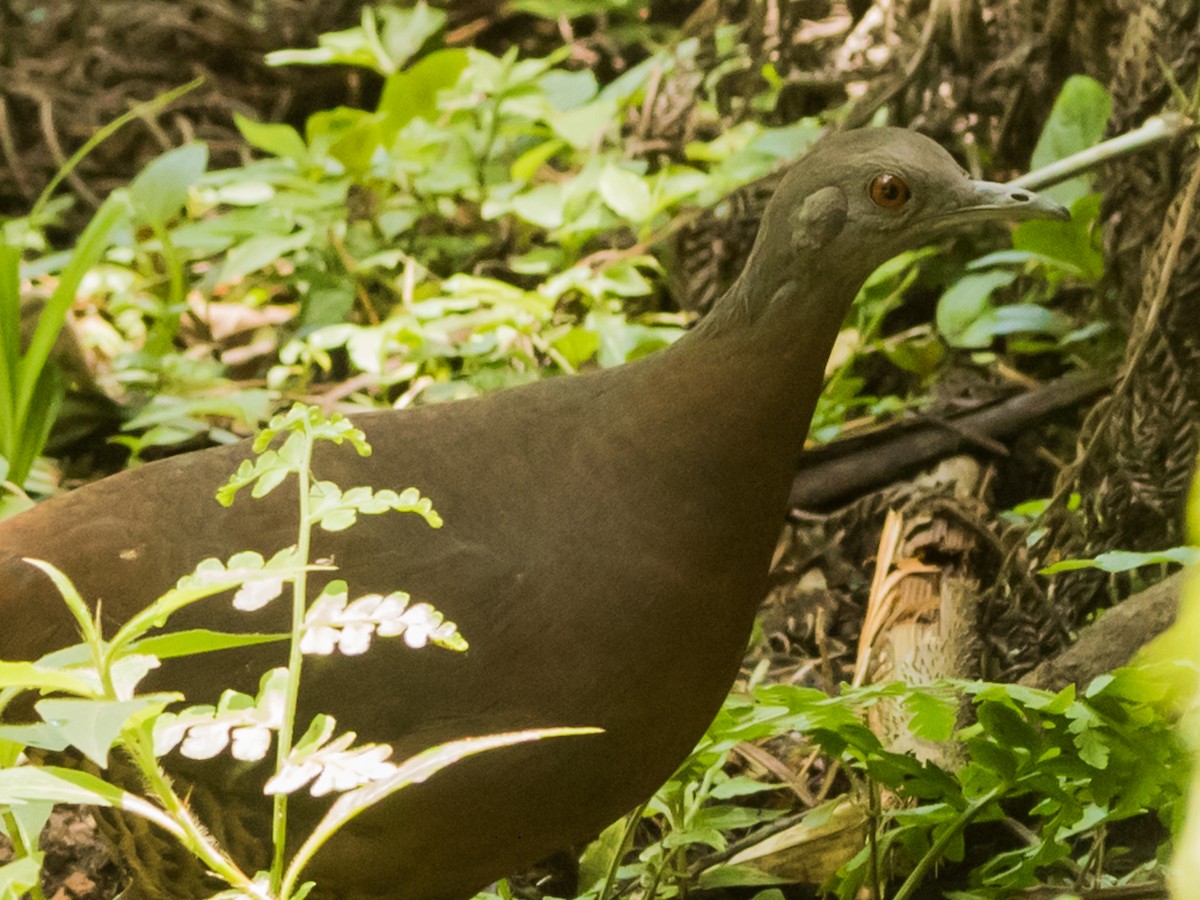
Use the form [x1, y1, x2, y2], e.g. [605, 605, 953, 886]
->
[869, 173, 911, 209]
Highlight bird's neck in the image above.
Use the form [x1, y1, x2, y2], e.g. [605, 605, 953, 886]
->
[608, 240, 862, 552]
[691, 213, 863, 338]
[674, 236, 862, 446]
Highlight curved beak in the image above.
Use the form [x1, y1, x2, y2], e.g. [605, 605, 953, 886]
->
[936, 180, 1071, 228]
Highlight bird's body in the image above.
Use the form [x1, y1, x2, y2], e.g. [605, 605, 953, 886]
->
[0, 128, 1067, 899]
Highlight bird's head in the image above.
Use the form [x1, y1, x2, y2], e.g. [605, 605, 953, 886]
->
[760, 127, 1069, 284]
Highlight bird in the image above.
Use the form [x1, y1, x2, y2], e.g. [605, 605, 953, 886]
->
[0, 127, 1067, 900]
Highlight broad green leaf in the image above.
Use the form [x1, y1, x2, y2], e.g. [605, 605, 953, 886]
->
[511, 184, 567, 229]
[379, 49, 470, 136]
[599, 164, 653, 223]
[219, 230, 314, 282]
[663, 825, 726, 850]
[35, 697, 171, 768]
[305, 106, 381, 173]
[234, 114, 308, 161]
[1030, 75, 1112, 208]
[0, 765, 126, 807]
[0, 855, 42, 899]
[512, 0, 645, 18]
[953, 303, 1072, 349]
[1013, 193, 1104, 282]
[0, 661, 97, 697]
[1041, 545, 1200, 574]
[587, 311, 682, 367]
[3, 800, 53, 858]
[577, 817, 627, 893]
[539, 69, 599, 110]
[267, 4, 445, 74]
[510, 139, 567, 183]
[709, 775, 784, 799]
[128, 144, 209, 227]
[747, 119, 822, 160]
[0, 723, 71, 753]
[935, 270, 1017, 347]
[699, 863, 788, 889]
[376, 2, 447, 71]
[551, 326, 600, 369]
[686, 121, 759, 162]
[548, 98, 619, 150]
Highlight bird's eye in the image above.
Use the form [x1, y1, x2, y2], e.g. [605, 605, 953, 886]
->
[869, 173, 911, 209]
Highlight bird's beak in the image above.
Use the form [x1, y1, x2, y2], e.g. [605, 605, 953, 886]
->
[936, 180, 1071, 228]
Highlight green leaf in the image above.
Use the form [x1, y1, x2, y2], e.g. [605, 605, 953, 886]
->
[8, 200, 124, 486]
[3, 794, 54, 856]
[0, 765, 127, 807]
[216, 452, 290, 506]
[539, 69, 599, 110]
[128, 143, 209, 227]
[510, 183, 566, 229]
[219, 229, 314, 282]
[935, 270, 1018, 347]
[376, 2, 447, 71]
[551, 326, 599, 368]
[954, 303, 1072, 349]
[267, 4, 445, 74]
[1030, 75, 1112, 208]
[0, 854, 43, 898]
[510, 139, 567, 183]
[129, 629, 287, 659]
[663, 825, 726, 850]
[34, 697, 170, 768]
[320, 110, 385, 176]
[1066, 704, 1110, 769]
[599, 164, 653, 223]
[0, 723, 71, 753]
[379, 49, 470, 137]
[0, 661, 98, 697]
[577, 817, 627, 892]
[511, 0, 645, 19]
[1013, 193, 1104, 282]
[698, 863, 787, 888]
[903, 688, 959, 741]
[548, 98, 619, 150]
[234, 114, 308, 161]
[587, 311, 682, 367]
[1041, 546, 1200, 575]
[709, 775, 783, 799]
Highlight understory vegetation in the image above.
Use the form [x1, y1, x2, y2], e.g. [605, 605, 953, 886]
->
[1, 2, 1197, 900]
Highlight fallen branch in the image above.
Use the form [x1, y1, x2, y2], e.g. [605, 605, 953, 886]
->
[789, 371, 1110, 511]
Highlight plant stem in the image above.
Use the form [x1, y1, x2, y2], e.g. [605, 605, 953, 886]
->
[3, 807, 49, 900]
[891, 787, 1003, 900]
[143, 222, 186, 356]
[867, 780, 882, 900]
[597, 801, 648, 900]
[269, 421, 317, 896]
[1010, 113, 1193, 193]
[125, 732, 259, 895]
[28, 79, 202, 225]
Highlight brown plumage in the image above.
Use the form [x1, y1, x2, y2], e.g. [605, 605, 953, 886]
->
[0, 128, 1067, 899]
